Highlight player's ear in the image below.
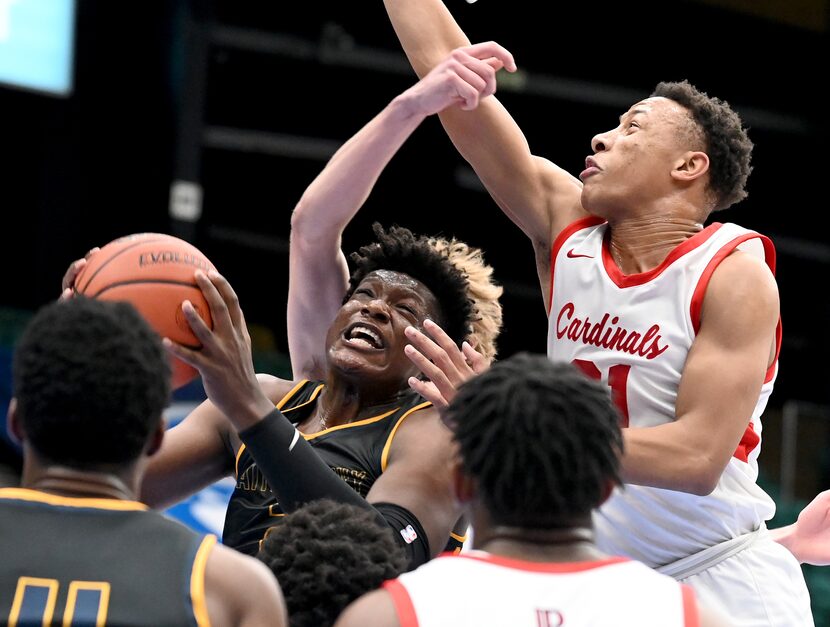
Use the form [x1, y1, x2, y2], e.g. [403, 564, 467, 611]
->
[144, 419, 165, 457]
[671, 150, 709, 182]
[598, 479, 616, 507]
[6, 398, 23, 445]
[451, 459, 476, 505]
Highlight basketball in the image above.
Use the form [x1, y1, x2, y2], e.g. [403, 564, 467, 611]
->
[74, 233, 216, 389]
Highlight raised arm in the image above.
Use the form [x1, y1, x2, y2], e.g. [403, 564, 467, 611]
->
[621, 252, 779, 494]
[288, 41, 515, 378]
[383, 0, 587, 262]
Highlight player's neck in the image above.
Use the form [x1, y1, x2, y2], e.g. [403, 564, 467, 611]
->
[23, 464, 139, 501]
[312, 377, 411, 429]
[475, 525, 608, 563]
[607, 215, 703, 275]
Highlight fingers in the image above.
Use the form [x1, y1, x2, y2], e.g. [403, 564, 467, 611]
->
[62, 258, 86, 292]
[162, 336, 202, 369]
[404, 342, 454, 396]
[407, 377, 449, 410]
[423, 319, 470, 373]
[205, 270, 246, 332]
[462, 41, 517, 72]
[462, 341, 490, 374]
[193, 270, 233, 334]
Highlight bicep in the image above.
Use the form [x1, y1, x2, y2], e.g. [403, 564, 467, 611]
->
[674, 254, 779, 467]
[287, 234, 350, 379]
[366, 414, 458, 557]
[141, 400, 234, 509]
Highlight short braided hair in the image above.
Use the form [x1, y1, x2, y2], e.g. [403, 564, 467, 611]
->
[446, 353, 623, 527]
[258, 499, 407, 627]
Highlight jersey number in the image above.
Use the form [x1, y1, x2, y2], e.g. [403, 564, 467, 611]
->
[572, 359, 630, 427]
[8, 577, 110, 627]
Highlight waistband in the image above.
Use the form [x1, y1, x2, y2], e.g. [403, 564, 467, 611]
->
[656, 526, 767, 580]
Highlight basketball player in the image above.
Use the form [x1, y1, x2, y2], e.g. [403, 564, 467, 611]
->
[57, 55, 505, 568]
[381, 2, 812, 624]
[147, 223, 476, 569]
[335, 354, 727, 626]
[259, 499, 407, 627]
[0, 297, 285, 627]
[286, 51, 508, 551]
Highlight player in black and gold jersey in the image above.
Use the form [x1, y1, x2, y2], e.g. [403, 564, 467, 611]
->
[148, 221, 476, 570]
[0, 298, 286, 627]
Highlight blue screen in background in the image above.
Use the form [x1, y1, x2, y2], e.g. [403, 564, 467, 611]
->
[0, 0, 76, 96]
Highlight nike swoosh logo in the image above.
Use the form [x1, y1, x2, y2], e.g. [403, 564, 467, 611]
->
[567, 249, 594, 259]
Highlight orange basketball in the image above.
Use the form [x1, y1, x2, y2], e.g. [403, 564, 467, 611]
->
[74, 233, 216, 389]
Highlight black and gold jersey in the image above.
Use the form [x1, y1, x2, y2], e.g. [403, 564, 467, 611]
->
[223, 380, 432, 555]
[0, 488, 214, 627]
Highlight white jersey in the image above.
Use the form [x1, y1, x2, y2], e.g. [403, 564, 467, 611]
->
[385, 550, 699, 626]
[547, 218, 780, 567]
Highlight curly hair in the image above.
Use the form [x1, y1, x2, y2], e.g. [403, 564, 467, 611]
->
[428, 236, 503, 362]
[652, 80, 753, 212]
[258, 499, 407, 627]
[346, 223, 474, 347]
[446, 353, 623, 527]
[12, 297, 170, 467]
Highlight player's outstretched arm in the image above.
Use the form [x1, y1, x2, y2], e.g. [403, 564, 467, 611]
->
[770, 490, 830, 565]
[383, 0, 588, 276]
[288, 42, 514, 379]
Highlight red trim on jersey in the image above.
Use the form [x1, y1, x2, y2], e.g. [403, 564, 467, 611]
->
[383, 579, 419, 627]
[455, 551, 629, 573]
[548, 216, 606, 312]
[733, 422, 761, 463]
[681, 584, 700, 627]
[689, 232, 781, 383]
[600, 222, 723, 288]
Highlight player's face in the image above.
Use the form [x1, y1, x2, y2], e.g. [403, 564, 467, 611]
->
[326, 270, 443, 388]
[579, 97, 697, 218]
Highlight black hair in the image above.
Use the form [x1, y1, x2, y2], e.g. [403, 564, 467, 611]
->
[652, 80, 753, 212]
[12, 297, 170, 467]
[446, 353, 623, 527]
[346, 223, 473, 347]
[258, 499, 407, 627]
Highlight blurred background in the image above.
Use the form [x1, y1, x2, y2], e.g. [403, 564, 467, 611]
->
[0, 0, 828, 618]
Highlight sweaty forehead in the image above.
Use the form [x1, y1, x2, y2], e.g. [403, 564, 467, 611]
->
[366, 269, 423, 291]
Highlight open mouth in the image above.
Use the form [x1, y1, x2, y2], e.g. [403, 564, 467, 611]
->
[343, 323, 385, 350]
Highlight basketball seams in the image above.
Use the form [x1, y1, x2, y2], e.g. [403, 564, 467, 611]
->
[76, 236, 171, 295]
[91, 279, 201, 299]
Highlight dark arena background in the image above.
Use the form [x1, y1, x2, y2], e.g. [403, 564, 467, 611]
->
[1, 0, 828, 620]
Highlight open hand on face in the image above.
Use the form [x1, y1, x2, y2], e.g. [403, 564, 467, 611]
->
[163, 270, 274, 430]
[404, 318, 490, 411]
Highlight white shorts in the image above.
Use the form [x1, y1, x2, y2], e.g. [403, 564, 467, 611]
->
[679, 534, 814, 626]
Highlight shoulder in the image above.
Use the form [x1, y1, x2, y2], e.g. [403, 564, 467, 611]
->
[333, 587, 400, 627]
[205, 541, 288, 626]
[387, 404, 449, 455]
[256, 374, 309, 405]
[702, 250, 778, 325]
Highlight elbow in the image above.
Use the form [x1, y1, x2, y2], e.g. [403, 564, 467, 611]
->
[684, 459, 722, 496]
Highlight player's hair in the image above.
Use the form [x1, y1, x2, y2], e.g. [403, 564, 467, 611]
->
[12, 297, 170, 467]
[652, 80, 753, 212]
[446, 353, 623, 527]
[258, 499, 407, 627]
[346, 223, 474, 347]
[429, 236, 503, 362]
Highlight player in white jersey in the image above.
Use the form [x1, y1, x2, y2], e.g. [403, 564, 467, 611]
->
[381, 2, 814, 624]
[335, 354, 726, 627]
